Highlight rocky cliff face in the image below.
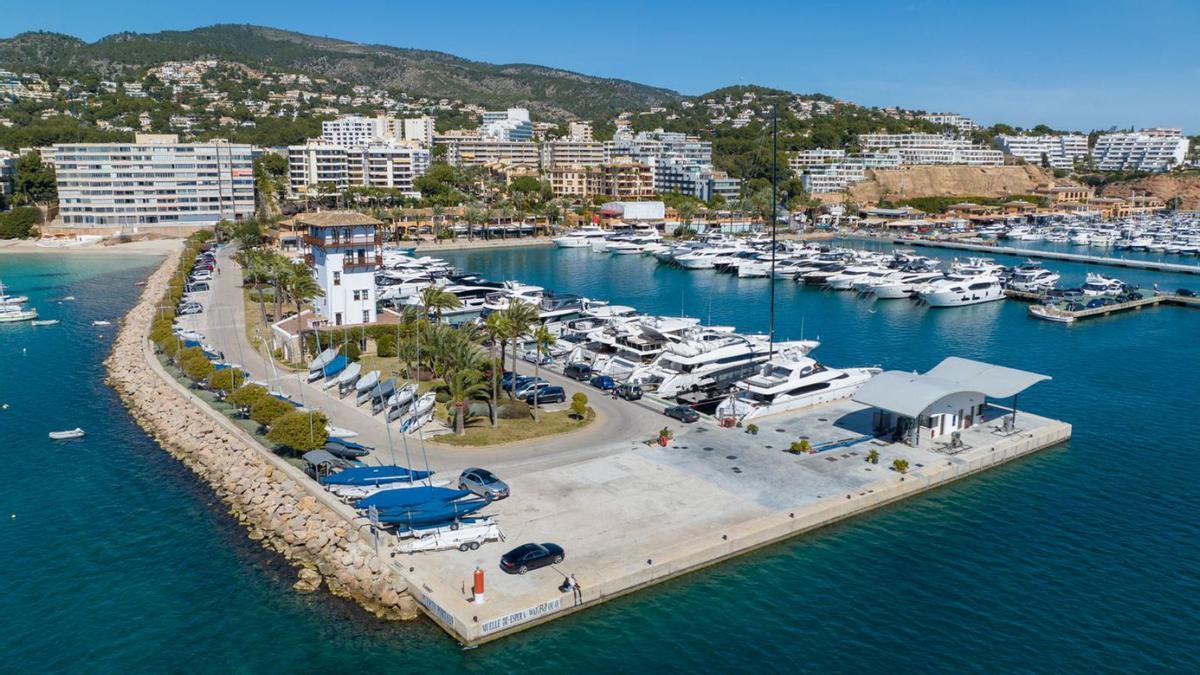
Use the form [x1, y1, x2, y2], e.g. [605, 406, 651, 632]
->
[105, 249, 417, 621]
[840, 165, 1058, 203]
[1101, 174, 1200, 210]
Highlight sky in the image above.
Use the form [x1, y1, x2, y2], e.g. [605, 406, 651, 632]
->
[3, 0, 1197, 133]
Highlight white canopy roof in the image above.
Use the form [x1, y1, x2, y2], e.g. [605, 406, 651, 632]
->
[853, 357, 1050, 419]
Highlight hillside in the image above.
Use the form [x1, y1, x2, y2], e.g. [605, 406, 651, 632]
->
[0, 25, 681, 120]
[1101, 173, 1200, 210]
[839, 165, 1058, 203]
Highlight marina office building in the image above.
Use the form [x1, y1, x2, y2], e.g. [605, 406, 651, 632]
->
[52, 134, 254, 228]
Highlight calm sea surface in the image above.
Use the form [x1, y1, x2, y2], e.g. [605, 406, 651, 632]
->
[2, 246, 1198, 673]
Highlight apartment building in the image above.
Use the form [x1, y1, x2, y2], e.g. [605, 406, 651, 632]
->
[567, 121, 594, 141]
[994, 134, 1089, 170]
[789, 149, 846, 172]
[920, 112, 976, 135]
[801, 162, 866, 193]
[547, 161, 655, 200]
[438, 135, 540, 167]
[606, 128, 739, 201]
[321, 114, 436, 148]
[53, 134, 255, 227]
[0, 150, 13, 198]
[287, 140, 430, 196]
[480, 108, 534, 142]
[542, 139, 606, 168]
[857, 133, 1003, 166]
[1091, 129, 1189, 172]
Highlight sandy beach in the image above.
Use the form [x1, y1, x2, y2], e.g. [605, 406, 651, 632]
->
[0, 238, 181, 256]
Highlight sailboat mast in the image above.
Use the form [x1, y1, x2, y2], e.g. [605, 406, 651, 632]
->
[769, 103, 778, 359]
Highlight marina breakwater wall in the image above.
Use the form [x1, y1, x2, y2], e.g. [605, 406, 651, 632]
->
[104, 249, 419, 621]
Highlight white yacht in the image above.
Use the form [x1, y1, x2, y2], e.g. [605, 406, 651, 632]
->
[1007, 261, 1061, 293]
[675, 246, 748, 270]
[553, 226, 608, 248]
[1081, 273, 1124, 296]
[866, 270, 944, 299]
[918, 273, 1006, 307]
[715, 355, 880, 422]
[630, 331, 819, 397]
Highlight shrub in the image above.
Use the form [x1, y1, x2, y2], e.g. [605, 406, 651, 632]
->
[0, 207, 44, 239]
[867, 449, 880, 464]
[788, 439, 813, 454]
[570, 392, 589, 419]
[227, 384, 270, 409]
[892, 459, 909, 474]
[207, 368, 248, 394]
[375, 332, 397, 358]
[498, 400, 531, 419]
[159, 336, 180, 358]
[267, 411, 329, 451]
[745, 423, 759, 435]
[342, 340, 361, 362]
[434, 389, 451, 405]
[179, 347, 214, 382]
[250, 396, 293, 426]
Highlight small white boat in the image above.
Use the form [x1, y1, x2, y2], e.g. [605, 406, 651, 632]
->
[92, 320, 112, 326]
[1029, 305, 1076, 324]
[49, 428, 86, 440]
[327, 425, 359, 439]
[31, 319, 60, 326]
[0, 306, 37, 323]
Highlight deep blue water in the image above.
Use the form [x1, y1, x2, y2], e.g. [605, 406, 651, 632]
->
[3, 247, 1199, 672]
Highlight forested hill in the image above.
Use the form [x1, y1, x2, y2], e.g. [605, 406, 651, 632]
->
[0, 25, 682, 120]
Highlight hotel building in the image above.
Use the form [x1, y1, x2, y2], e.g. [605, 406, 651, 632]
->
[53, 134, 255, 227]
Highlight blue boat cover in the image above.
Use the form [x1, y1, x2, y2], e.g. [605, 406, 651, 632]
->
[356, 486, 470, 511]
[326, 436, 374, 453]
[319, 465, 434, 486]
[375, 499, 489, 526]
[322, 355, 348, 378]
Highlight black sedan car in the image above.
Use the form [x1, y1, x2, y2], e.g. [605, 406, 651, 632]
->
[500, 543, 564, 575]
[664, 405, 700, 423]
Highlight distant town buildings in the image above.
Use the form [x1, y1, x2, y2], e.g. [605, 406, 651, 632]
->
[857, 133, 1003, 166]
[1090, 128, 1189, 172]
[795, 152, 902, 193]
[994, 134, 1089, 170]
[53, 134, 254, 228]
[438, 135, 541, 168]
[608, 128, 740, 201]
[321, 114, 436, 148]
[547, 161, 656, 201]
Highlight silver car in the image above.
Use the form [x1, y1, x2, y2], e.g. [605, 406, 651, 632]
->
[458, 467, 510, 500]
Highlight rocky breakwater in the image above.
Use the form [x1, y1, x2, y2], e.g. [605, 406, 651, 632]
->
[105, 250, 418, 621]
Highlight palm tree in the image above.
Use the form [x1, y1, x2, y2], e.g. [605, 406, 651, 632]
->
[236, 248, 271, 328]
[285, 262, 323, 320]
[420, 286, 462, 323]
[531, 325, 556, 421]
[482, 312, 506, 427]
[445, 369, 488, 434]
[502, 299, 538, 398]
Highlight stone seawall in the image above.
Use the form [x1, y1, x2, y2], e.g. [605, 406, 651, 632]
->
[105, 249, 418, 621]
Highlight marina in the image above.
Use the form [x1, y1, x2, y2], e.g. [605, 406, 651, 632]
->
[885, 237, 1200, 275]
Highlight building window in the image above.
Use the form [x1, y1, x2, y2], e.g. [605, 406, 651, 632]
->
[335, 312, 342, 326]
[333, 271, 341, 286]
[362, 310, 370, 323]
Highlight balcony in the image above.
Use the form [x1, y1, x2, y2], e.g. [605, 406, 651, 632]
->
[342, 254, 382, 272]
[303, 233, 383, 249]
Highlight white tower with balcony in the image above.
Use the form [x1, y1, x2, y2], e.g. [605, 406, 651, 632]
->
[299, 211, 382, 326]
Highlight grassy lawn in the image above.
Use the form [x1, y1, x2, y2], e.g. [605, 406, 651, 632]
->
[433, 408, 595, 447]
[243, 287, 266, 350]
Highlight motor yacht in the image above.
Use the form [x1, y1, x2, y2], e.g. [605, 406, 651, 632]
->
[1006, 261, 1061, 293]
[715, 354, 880, 422]
[918, 273, 1006, 307]
[630, 331, 819, 397]
[1081, 273, 1124, 296]
[553, 226, 608, 248]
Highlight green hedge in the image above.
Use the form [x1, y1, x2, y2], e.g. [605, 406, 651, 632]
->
[0, 207, 43, 239]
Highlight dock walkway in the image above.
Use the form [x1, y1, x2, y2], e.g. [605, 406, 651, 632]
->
[1005, 289, 1200, 322]
[879, 238, 1200, 276]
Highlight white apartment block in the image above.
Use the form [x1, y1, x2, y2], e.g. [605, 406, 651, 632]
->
[438, 137, 540, 167]
[0, 150, 14, 197]
[480, 108, 533, 141]
[921, 112, 976, 135]
[54, 134, 255, 227]
[322, 114, 436, 148]
[1091, 129, 1189, 172]
[801, 162, 866, 193]
[994, 134, 1089, 170]
[858, 133, 1003, 166]
[287, 141, 430, 196]
[567, 121, 594, 141]
[542, 140, 606, 168]
[789, 149, 846, 172]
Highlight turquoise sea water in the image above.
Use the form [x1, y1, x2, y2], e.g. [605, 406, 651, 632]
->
[3, 247, 1199, 672]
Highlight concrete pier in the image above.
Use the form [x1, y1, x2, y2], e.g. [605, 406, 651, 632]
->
[878, 237, 1200, 276]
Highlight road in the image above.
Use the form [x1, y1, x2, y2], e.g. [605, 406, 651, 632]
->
[198, 244, 676, 478]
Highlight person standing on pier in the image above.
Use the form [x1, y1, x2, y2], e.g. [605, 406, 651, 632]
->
[571, 574, 583, 605]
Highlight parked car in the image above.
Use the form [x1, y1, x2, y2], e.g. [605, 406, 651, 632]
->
[458, 467, 510, 500]
[500, 542, 564, 575]
[563, 362, 593, 381]
[1178, 288, 1197, 298]
[522, 385, 565, 404]
[501, 371, 536, 392]
[590, 374, 616, 390]
[185, 282, 210, 293]
[1085, 298, 1107, 309]
[178, 304, 204, 316]
[615, 383, 643, 401]
[513, 378, 549, 398]
[521, 349, 553, 365]
[664, 405, 700, 423]
[191, 272, 213, 282]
